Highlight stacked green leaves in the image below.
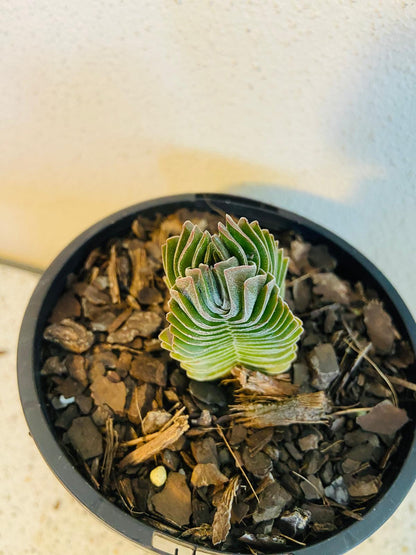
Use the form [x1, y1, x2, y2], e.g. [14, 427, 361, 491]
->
[159, 215, 303, 381]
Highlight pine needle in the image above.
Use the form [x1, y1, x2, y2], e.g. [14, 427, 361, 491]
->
[389, 375, 416, 393]
[216, 425, 259, 502]
[344, 339, 398, 407]
[102, 418, 119, 490]
[291, 470, 328, 505]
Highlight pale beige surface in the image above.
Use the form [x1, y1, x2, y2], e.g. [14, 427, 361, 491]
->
[0, 1, 415, 321]
[1, 263, 416, 554]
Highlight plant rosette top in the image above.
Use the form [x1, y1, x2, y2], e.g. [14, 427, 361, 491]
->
[159, 215, 303, 381]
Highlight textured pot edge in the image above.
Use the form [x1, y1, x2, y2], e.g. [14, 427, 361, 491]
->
[17, 192, 416, 555]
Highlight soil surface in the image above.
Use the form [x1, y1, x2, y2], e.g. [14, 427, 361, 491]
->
[40, 209, 415, 552]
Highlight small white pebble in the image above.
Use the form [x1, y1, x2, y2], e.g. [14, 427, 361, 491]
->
[59, 395, 75, 405]
[51, 395, 75, 409]
[150, 465, 167, 487]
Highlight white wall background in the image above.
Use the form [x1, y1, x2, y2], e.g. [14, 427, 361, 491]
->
[1, 1, 415, 315]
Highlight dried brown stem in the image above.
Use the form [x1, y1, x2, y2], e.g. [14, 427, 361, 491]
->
[107, 307, 133, 334]
[231, 391, 331, 428]
[389, 375, 416, 393]
[278, 532, 307, 547]
[102, 418, 119, 490]
[286, 270, 318, 287]
[120, 407, 186, 448]
[129, 244, 149, 298]
[231, 366, 299, 399]
[330, 407, 372, 417]
[116, 476, 136, 511]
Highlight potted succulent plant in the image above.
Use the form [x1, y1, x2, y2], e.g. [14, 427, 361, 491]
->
[18, 193, 416, 555]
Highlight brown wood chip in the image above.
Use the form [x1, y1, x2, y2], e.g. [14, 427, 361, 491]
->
[129, 242, 149, 298]
[191, 463, 229, 488]
[151, 471, 192, 527]
[119, 415, 189, 468]
[364, 300, 395, 354]
[212, 475, 240, 545]
[90, 375, 126, 416]
[108, 244, 121, 304]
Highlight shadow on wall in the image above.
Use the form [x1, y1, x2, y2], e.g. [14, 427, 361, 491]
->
[226, 25, 416, 314]
[158, 146, 294, 195]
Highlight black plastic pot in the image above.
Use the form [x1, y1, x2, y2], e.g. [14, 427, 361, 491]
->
[18, 193, 416, 555]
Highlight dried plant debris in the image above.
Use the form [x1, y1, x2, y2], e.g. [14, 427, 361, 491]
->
[232, 391, 331, 427]
[231, 366, 299, 399]
[212, 476, 240, 544]
[40, 210, 415, 552]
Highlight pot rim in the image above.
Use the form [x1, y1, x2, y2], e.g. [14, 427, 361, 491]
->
[17, 192, 416, 555]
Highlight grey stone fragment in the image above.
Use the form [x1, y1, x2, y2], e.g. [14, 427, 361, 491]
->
[67, 416, 103, 460]
[252, 482, 292, 523]
[127, 383, 155, 424]
[91, 404, 112, 426]
[302, 449, 327, 474]
[43, 319, 94, 353]
[285, 441, 303, 461]
[293, 279, 311, 313]
[324, 476, 349, 505]
[341, 458, 361, 474]
[191, 437, 218, 465]
[300, 475, 324, 500]
[298, 433, 320, 452]
[54, 404, 79, 429]
[241, 446, 272, 478]
[90, 375, 126, 416]
[320, 461, 334, 486]
[161, 449, 180, 471]
[308, 343, 340, 389]
[344, 430, 379, 447]
[357, 400, 409, 435]
[293, 362, 313, 392]
[189, 380, 227, 406]
[279, 507, 312, 536]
